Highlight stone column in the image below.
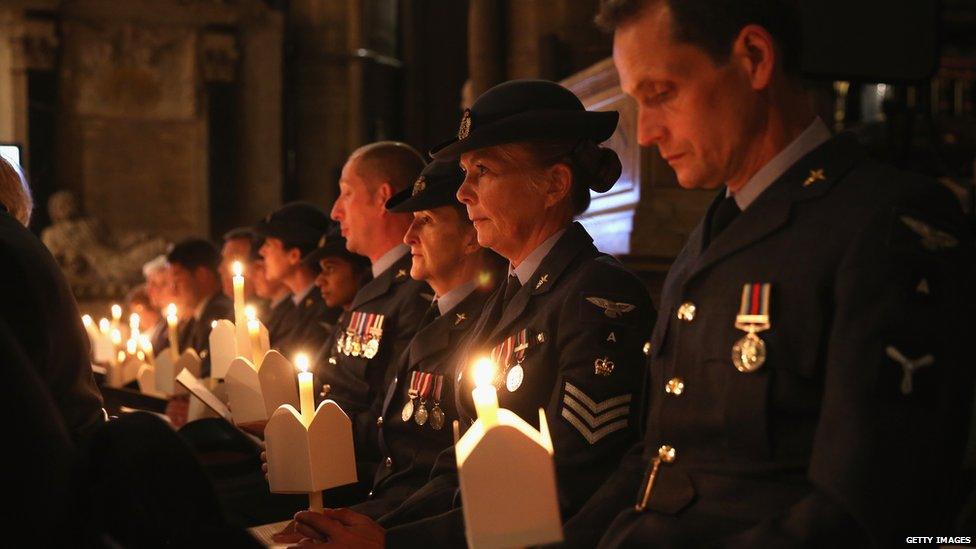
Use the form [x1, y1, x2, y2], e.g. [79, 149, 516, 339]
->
[468, 0, 504, 97]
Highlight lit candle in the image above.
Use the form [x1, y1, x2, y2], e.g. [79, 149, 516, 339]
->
[471, 357, 499, 427]
[82, 314, 94, 330]
[166, 303, 180, 361]
[126, 337, 138, 356]
[139, 335, 155, 365]
[111, 304, 122, 330]
[295, 353, 315, 426]
[129, 312, 140, 340]
[246, 305, 262, 364]
[98, 318, 111, 335]
[232, 261, 246, 332]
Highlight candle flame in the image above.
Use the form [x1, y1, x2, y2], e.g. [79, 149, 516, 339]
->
[117, 350, 126, 363]
[166, 303, 177, 317]
[295, 353, 310, 374]
[111, 304, 122, 319]
[138, 335, 153, 353]
[126, 338, 137, 355]
[472, 356, 496, 388]
[210, 320, 218, 329]
[82, 314, 93, 327]
[110, 329, 122, 345]
[232, 261, 244, 277]
[98, 318, 110, 333]
[245, 305, 257, 321]
[129, 312, 140, 325]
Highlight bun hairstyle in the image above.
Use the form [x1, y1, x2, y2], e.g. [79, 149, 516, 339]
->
[514, 138, 622, 215]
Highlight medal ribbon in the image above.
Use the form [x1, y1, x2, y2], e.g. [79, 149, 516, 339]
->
[736, 283, 771, 331]
[432, 375, 443, 403]
[418, 372, 434, 400]
[513, 329, 528, 363]
[409, 371, 422, 394]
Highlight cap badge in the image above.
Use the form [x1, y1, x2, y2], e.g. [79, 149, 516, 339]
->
[412, 176, 427, 197]
[458, 108, 472, 140]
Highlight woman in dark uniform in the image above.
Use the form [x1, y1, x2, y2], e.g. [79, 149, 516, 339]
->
[292, 79, 656, 547]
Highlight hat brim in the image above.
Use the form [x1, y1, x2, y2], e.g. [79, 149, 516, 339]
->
[430, 110, 619, 160]
[302, 243, 370, 270]
[385, 185, 462, 213]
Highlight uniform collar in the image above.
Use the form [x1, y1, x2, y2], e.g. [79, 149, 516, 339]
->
[730, 117, 831, 210]
[271, 293, 291, 309]
[372, 244, 409, 278]
[436, 279, 477, 316]
[291, 283, 316, 306]
[193, 293, 215, 320]
[509, 227, 568, 286]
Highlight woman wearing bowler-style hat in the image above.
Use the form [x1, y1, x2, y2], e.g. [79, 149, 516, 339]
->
[291, 79, 657, 547]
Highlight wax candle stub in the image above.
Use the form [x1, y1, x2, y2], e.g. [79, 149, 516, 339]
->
[295, 353, 315, 426]
[471, 357, 499, 426]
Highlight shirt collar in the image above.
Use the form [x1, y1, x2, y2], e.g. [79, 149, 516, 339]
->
[291, 283, 316, 305]
[730, 117, 831, 210]
[193, 293, 214, 320]
[509, 228, 567, 286]
[371, 244, 409, 279]
[435, 280, 477, 317]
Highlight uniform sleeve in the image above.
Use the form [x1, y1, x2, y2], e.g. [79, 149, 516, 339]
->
[721, 183, 975, 547]
[547, 265, 655, 517]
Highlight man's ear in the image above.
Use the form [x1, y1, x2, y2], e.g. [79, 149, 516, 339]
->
[374, 182, 395, 206]
[543, 163, 573, 208]
[731, 23, 776, 91]
[286, 247, 303, 266]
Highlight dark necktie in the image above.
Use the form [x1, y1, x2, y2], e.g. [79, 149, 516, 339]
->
[418, 300, 440, 329]
[706, 196, 741, 248]
[502, 274, 521, 308]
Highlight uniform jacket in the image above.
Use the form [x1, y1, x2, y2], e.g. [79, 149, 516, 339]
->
[382, 223, 656, 544]
[351, 285, 494, 519]
[316, 253, 431, 473]
[182, 293, 234, 377]
[0, 206, 105, 443]
[564, 133, 975, 548]
[274, 289, 339, 360]
[263, 296, 295, 347]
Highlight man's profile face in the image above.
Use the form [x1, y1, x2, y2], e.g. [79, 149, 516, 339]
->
[258, 237, 295, 284]
[331, 157, 382, 256]
[169, 263, 199, 312]
[613, 3, 761, 190]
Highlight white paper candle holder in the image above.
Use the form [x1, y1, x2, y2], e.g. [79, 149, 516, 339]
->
[264, 400, 357, 494]
[225, 349, 300, 424]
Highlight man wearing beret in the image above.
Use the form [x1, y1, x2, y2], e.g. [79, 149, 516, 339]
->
[255, 202, 341, 360]
[317, 141, 433, 496]
[556, 1, 976, 547]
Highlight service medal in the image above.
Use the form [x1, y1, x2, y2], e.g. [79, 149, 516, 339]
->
[363, 314, 384, 359]
[731, 283, 771, 373]
[363, 338, 379, 359]
[402, 371, 420, 422]
[429, 375, 445, 430]
[414, 373, 432, 425]
[506, 364, 524, 392]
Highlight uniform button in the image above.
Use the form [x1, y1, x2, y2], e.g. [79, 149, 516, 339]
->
[658, 444, 676, 463]
[676, 302, 696, 322]
[368, 490, 374, 498]
[665, 377, 684, 396]
[384, 457, 393, 468]
[376, 416, 384, 427]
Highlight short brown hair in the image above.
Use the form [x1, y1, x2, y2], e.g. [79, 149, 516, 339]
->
[595, 0, 801, 75]
[350, 141, 426, 194]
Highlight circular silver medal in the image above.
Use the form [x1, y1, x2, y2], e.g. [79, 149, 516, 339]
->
[364, 339, 379, 359]
[429, 405, 445, 430]
[731, 332, 766, 372]
[401, 399, 415, 422]
[414, 402, 428, 426]
[506, 364, 524, 392]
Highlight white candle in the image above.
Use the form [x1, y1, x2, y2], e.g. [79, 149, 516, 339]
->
[232, 261, 246, 330]
[246, 306, 262, 364]
[98, 318, 110, 335]
[111, 304, 122, 330]
[82, 314, 94, 331]
[126, 338, 137, 356]
[471, 357, 499, 427]
[139, 335, 155, 365]
[295, 353, 315, 426]
[166, 303, 180, 361]
[129, 313, 140, 340]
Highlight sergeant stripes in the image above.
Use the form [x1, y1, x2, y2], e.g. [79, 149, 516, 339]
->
[560, 381, 631, 444]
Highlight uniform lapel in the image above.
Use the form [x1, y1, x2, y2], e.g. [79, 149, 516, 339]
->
[350, 253, 411, 310]
[686, 133, 863, 284]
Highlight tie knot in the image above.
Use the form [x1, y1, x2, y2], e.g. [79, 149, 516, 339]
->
[502, 274, 522, 305]
[708, 195, 741, 246]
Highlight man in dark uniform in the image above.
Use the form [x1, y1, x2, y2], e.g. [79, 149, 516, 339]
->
[167, 238, 234, 376]
[251, 248, 295, 346]
[219, 226, 264, 308]
[317, 141, 431, 492]
[0, 198, 105, 445]
[304, 227, 371, 312]
[255, 202, 340, 359]
[293, 81, 656, 547]
[346, 160, 504, 520]
[558, 1, 976, 547]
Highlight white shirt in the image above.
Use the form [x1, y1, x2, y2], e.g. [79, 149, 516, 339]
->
[731, 118, 832, 210]
[509, 228, 567, 286]
[291, 283, 316, 306]
[436, 280, 477, 316]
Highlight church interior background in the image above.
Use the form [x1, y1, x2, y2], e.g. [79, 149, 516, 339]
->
[0, 0, 973, 311]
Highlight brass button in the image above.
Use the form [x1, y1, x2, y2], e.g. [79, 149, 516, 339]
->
[384, 457, 393, 468]
[665, 377, 684, 396]
[676, 302, 696, 322]
[376, 416, 384, 427]
[658, 444, 676, 463]
[642, 341, 651, 356]
[368, 490, 374, 498]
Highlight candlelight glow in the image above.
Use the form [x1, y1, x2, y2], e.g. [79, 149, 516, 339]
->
[232, 261, 244, 277]
[166, 303, 178, 318]
[98, 318, 110, 333]
[138, 335, 153, 353]
[130, 312, 140, 324]
[472, 357, 496, 388]
[126, 338, 137, 355]
[82, 314, 93, 327]
[245, 305, 257, 321]
[111, 304, 122, 319]
[110, 329, 122, 345]
[117, 350, 126, 363]
[211, 320, 218, 329]
[295, 353, 310, 374]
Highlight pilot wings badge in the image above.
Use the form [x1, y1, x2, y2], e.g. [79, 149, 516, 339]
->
[586, 297, 636, 319]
